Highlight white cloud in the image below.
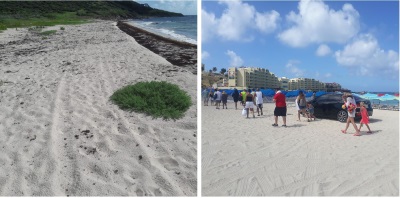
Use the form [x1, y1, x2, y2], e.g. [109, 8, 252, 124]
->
[226, 50, 244, 67]
[202, 51, 210, 60]
[278, 0, 360, 47]
[335, 34, 399, 76]
[285, 60, 305, 77]
[216, 0, 256, 41]
[201, 9, 217, 42]
[316, 44, 332, 56]
[255, 10, 281, 34]
[202, 0, 280, 42]
[325, 73, 332, 78]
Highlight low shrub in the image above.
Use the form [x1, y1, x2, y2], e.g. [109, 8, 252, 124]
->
[110, 81, 191, 120]
[40, 30, 56, 35]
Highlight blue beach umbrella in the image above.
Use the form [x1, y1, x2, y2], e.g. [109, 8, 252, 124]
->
[378, 94, 397, 101]
[361, 93, 379, 100]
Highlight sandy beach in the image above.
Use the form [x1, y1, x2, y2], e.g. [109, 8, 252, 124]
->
[202, 102, 399, 196]
[0, 20, 196, 196]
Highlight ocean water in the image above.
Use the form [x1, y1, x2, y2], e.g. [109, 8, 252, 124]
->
[128, 15, 197, 45]
[370, 99, 399, 106]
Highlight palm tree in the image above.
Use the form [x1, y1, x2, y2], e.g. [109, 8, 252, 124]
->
[220, 68, 226, 75]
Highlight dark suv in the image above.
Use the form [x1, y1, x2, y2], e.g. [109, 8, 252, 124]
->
[309, 93, 373, 122]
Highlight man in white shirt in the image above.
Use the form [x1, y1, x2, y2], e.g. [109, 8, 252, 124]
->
[214, 88, 222, 109]
[255, 88, 264, 116]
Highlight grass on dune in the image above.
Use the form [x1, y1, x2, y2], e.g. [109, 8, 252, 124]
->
[39, 30, 57, 35]
[110, 81, 192, 120]
[0, 12, 87, 31]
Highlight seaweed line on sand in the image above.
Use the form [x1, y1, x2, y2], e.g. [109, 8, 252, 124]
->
[116, 21, 197, 74]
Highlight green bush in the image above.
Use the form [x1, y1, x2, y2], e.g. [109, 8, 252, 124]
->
[110, 81, 192, 120]
[76, 9, 87, 16]
[40, 30, 56, 35]
[60, 26, 65, 30]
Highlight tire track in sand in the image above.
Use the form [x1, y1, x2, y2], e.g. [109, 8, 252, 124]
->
[95, 46, 185, 196]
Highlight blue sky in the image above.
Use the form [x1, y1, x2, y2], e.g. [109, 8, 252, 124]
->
[138, 0, 197, 15]
[202, 0, 399, 92]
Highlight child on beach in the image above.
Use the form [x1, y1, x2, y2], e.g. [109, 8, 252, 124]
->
[359, 102, 372, 133]
[306, 102, 316, 120]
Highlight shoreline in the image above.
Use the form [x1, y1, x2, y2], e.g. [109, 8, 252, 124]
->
[117, 21, 197, 74]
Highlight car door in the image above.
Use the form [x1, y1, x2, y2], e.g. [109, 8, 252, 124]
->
[314, 94, 339, 118]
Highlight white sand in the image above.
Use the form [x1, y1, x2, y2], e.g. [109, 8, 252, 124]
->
[0, 21, 196, 196]
[202, 102, 399, 196]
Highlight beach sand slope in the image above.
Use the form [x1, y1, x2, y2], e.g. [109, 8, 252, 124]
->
[202, 103, 398, 196]
[0, 21, 196, 196]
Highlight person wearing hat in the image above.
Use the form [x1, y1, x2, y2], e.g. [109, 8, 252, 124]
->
[272, 88, 287, 127]
[341, 92, 361, 136]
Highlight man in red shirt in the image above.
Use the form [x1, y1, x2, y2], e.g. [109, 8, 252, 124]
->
[272, 89, 287, 127]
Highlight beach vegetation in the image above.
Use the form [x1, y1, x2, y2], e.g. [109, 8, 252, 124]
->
[0, 12, 86, 31]
[220, 68, 226, 75]
[76, 9, 87, 16]
[0, 1, 183, 31]
[110, 81, 192, 120]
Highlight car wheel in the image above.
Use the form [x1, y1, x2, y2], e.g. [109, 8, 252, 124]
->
[337, 110, 348, 122]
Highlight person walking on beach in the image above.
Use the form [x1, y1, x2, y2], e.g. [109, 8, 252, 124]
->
[255, 88, 264, 116]
[311, 91, 316, 100]
[214, 88, 222, 109]
[245, 89, 255, 118]
[358, 102, 372, 133]
[307, 102, 316, 120]
[240, 89, 247, 107]
[202, 88, 209, 106]
[232, 88, 240, 110]
[272, 89, 287, 127]
[296, 91, 310, 122]
[221, 91, 228, 109]
[341, 93, 361, 136]
[209, 89, 214, 106]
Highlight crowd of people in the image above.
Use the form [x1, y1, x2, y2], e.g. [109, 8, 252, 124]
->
[202, 88, 372, 136]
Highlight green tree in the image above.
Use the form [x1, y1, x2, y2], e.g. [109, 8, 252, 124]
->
[220, 68, 226, 74]
[202, 64, 205, 72]
[212, 67, 217, 73]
